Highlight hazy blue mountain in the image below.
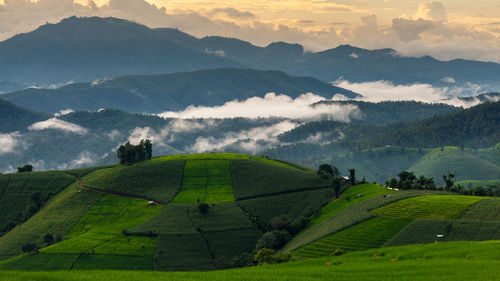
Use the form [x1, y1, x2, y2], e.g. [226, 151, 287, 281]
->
[1, 16, 500, 91]
[0, 16, 240, 87]
[0, 99, 50, 132]
[2, 68, 359, 113]
[0, 81, 22, 94]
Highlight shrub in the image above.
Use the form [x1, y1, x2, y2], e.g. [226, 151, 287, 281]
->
[254, 248, 293, 265]
[21, 243, 37, 254]
[43, 234, 54, 246]
[213, 257, 231, 270]
[232, 253, 255, 268]
[255, 230, 291, 251]
[331, 248, 344, 256]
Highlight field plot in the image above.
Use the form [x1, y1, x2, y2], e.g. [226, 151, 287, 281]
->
[0, 253, 78, 271]
[67, 195, 161, 237]
[154, 233, 214, 271]
[238, 188, 334, 228]
[204, 228, 262, 260]
[131, 205, 196, 235]
[73, 254, 153, 270]
[172, 160, 235, 205]
[295, 217, 410, 257]
[0, 171, 75, 232]
[460, 198, 500, 221]
[81, 160, 184, 203]
[309, 184, 395, 229]
[188, 202, 255, 232]
[0, 183, 102, 261]
[371, 195, 484, 220]
[387, 218, 500, 246]
[231, 159, 329, 199]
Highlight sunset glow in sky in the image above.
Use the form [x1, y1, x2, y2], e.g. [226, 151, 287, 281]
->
[1, 0, 500, 62]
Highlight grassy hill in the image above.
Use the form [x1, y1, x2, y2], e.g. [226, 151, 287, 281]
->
[0, 153, 498, 276]
[409, 147, 500, 185]
[0, 153, 330, 270]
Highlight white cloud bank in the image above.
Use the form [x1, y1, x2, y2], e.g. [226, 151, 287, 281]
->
[158, 93, 361, 121]
[28, 118, 88, 135]
[0, 132, 22, 155]
[335, 80, 488, 107]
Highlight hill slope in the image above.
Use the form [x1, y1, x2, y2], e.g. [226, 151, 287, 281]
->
[2, 68, 359, 114]
[0, 153, 331, 270]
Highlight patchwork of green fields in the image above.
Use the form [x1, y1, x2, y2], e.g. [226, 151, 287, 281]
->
[1, 153, 498, 275]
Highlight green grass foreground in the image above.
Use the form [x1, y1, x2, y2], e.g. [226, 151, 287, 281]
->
[0, 241, 499, 281]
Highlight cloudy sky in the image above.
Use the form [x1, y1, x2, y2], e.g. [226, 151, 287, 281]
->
[1, 0, 500, 62]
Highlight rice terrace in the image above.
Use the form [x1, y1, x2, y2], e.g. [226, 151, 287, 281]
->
[0, 152, 499, 280]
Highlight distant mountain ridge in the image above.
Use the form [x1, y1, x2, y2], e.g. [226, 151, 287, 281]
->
[1, 16, 500, 92]
[1, 68, 359, 113]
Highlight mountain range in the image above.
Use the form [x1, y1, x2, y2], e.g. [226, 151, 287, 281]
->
[1, 68, 359, 114]
[1, 16, 500, 93]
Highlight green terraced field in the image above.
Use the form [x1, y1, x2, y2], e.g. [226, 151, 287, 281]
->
[459, 197, 500, 221]
[131, 205, 197, 235]
[154, 233, 214, 271]
[308, 184, 395, 229]
[172, 160, 235, 204]
[1, 241, 499, 281]
[67, 195, 162, 237]
[231, 159, 330, 199]
[386, 218, 500, 246]
[81, 160, 184, 203]
[238, 188, 334, 228]
[188, 202, 257, 232]
[0, 183, 102, 261]
[295, 217, 411, 257]
[371, 195, 484, 220]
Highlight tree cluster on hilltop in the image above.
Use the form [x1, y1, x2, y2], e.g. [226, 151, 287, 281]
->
[117, 139, 152, 164]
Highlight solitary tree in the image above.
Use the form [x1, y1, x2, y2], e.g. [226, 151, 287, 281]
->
[347, 168, 356, 185]
[443, 173, 455, 191]
[332, 176, 342, 198]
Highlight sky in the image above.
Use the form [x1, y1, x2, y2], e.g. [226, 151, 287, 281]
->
[0, 0, 500, 62]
